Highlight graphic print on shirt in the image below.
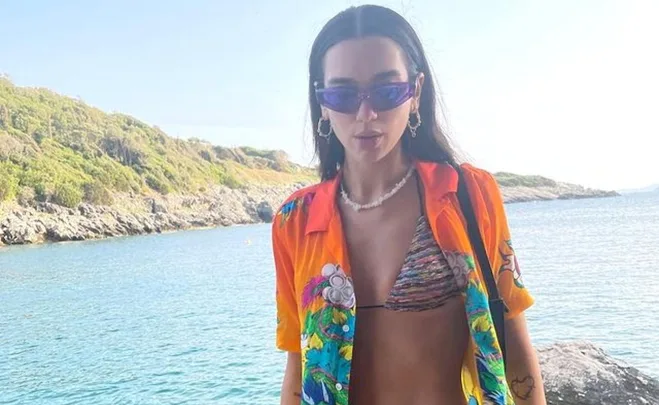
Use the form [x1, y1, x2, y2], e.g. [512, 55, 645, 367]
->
[300, 263, 356, 405]
[451, 251, 509, 405]
[498, 240, 525, 289]
[278, 192, 315, 225]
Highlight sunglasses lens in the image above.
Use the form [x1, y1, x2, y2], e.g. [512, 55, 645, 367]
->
[370, 83, 412, 111]
[316, 87, 359, 113]
[316, 83, 413, 113]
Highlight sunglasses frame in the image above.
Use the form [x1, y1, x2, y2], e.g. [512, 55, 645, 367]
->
[314, 77, 418, 114]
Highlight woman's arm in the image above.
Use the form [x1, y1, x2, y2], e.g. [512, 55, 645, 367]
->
[505, 314, 547, 405]
[280, 352, 302, 405]
[464, 165, 546, 403]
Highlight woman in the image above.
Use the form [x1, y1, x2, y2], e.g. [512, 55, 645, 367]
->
[273, 5, 546, 405]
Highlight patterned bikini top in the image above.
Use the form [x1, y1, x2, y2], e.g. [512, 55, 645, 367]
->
[357, 174, 470, 312]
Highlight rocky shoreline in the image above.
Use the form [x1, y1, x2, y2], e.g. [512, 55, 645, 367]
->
[0, 183, 301, 246]
[539, 341, 658, 404]
[500, 184, 619, 203]
[0, 182, 618, 247]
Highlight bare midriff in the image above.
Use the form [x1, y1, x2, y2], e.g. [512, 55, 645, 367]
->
[349, 296, 470, 405]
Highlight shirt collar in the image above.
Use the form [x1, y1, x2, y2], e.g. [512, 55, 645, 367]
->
[304, 160, 458, 235]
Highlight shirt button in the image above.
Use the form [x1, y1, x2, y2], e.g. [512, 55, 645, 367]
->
[335, 383, 343, 391]
[342, 325, 350, 332]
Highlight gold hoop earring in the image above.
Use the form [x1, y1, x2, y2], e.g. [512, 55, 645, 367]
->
[408, 110, 422, 138]
[317, 118, 332, 143]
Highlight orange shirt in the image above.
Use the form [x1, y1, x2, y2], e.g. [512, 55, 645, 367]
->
[272, 161, 534, 405]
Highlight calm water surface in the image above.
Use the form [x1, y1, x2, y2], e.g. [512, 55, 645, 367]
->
[1, 193, 658, 404]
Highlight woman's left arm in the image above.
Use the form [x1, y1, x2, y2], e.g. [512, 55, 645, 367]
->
[505, 314, 547, 405]
[465, 165, 547, 404]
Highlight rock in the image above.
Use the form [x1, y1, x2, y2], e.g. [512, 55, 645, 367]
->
[78, 203, 97, 217]
[114, 213, 144, 235]
[219, 216, 233, 227]
[501, 185, 620, 204]
[35, 202, 64, 215]
[256, 201, 274, 223]
[79, 218, 102, 235]
[150, 198, 168, 214]
[539, 341, 659, 405]
[1, 216, 40, 244]
[557, 190, 620, 200]
[47, 222, 84, 242]
[135, 214, 156, 234]
[181, 196, 199, 208]
[189, 217, 210, 228]
[0, 183, 306, 246]
[169, 216, 190, 229]
[33, 221, 46, 234]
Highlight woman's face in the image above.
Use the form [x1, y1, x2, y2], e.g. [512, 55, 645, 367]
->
[321, 36, 423, 164]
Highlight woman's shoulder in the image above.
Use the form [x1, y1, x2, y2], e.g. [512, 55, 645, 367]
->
[458, 162, 499, 192]
[277, 182, 322, 212]
[454, 162, 507, 222]
[272, 181, 324, 232]
[418, 160, 500, 197]
[419, 160, 503, 212]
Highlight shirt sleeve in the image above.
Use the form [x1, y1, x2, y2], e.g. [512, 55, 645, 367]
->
[272, 219, 301, 352]
[470, 166, 535, 320]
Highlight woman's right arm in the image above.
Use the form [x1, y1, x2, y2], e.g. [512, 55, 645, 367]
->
[280, 352, 302, 405]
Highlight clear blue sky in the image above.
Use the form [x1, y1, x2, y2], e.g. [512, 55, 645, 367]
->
[2, 0, 657, 189]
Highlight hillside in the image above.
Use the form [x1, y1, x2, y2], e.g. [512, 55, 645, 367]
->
[0, 78, 314, 208]
[493, 171, 619, 203]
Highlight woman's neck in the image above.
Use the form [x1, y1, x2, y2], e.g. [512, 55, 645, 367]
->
[341, 146, 412, 205]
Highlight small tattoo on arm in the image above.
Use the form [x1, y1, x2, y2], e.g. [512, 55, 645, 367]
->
[293, 392, 301, 398]
[511, 375, 535, 400]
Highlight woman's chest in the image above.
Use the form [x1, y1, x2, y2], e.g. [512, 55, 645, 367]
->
[340, 205, 422, 307]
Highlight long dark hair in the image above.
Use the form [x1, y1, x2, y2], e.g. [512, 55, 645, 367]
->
[309, 5, 459, 181]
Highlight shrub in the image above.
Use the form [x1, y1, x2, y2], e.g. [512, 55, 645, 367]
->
[223, 173, 243, 189]
[145, 174, 171, 194]
[52, 183, 83, 208]
[34, 182, 51, 202]
[0, 175, 18, 201]
[83, 181, 114, 205]
[17, 186, 36, 206]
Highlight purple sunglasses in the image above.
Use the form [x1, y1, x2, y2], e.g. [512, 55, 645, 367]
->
[314, 80, 416, 114]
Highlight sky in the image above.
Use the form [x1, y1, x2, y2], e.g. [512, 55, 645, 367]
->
[1, 0, 657, 190]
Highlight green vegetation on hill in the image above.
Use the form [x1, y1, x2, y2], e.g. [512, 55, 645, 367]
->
[493, 171, 558, 188]
[0, 78, 314, 207]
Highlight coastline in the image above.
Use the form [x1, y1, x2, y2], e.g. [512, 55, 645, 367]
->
[501, 183, 619, 203]
[0, 182, 618, 247]
[0, 183, 301, 246]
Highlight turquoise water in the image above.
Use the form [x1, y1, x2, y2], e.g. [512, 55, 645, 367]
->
[1, 193, 658, 404]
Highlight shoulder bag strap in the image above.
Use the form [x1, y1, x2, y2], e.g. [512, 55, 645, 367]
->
[455, 165, 507, 365]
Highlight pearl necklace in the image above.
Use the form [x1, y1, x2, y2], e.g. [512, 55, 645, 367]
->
[340, 166, 415, 212]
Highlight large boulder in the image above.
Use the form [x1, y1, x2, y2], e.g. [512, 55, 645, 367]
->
[256, 200, 274, 223]
[539, 341, 659, 405]
[35, 202, 65, 215]
[150, 198, 168, 214]
[0, 216, 40, 244]
[46, 220, 85, 242]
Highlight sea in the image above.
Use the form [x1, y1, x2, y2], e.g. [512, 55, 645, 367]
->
[1, 192, 658, 404]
